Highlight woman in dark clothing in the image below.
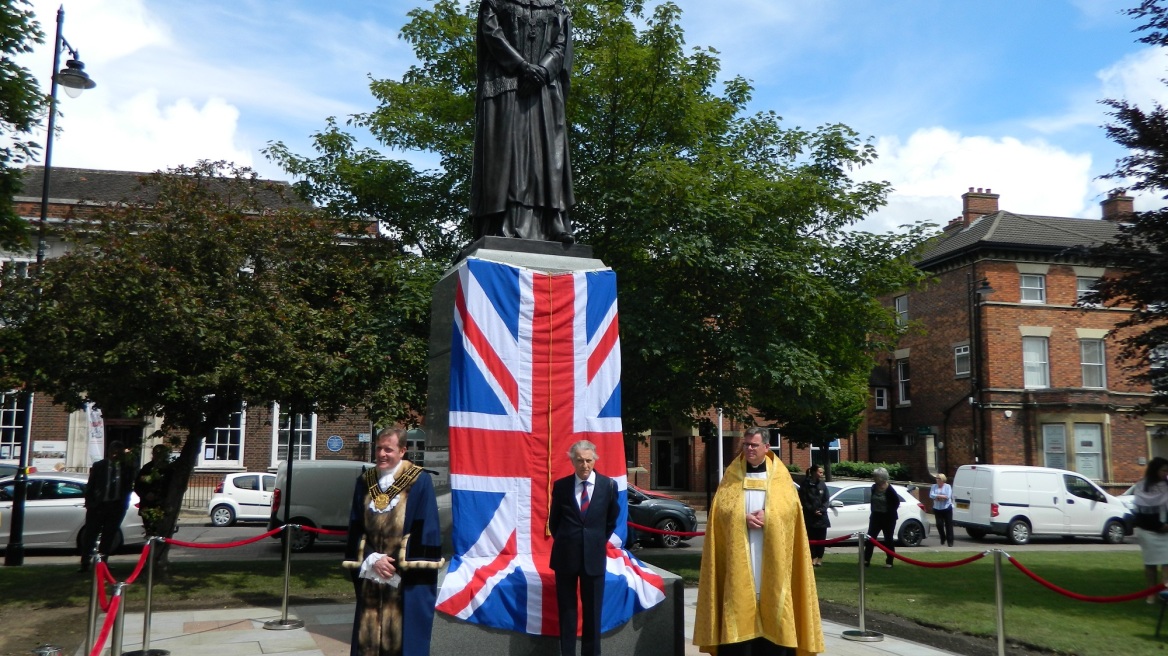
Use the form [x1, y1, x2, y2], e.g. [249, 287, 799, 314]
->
[863, 467, 901, 568]
[799, 464, 831, 566]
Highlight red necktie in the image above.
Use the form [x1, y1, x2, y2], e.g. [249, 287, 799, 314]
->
[580, 481, 590, 515]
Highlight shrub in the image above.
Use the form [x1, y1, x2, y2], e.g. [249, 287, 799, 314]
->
[830, 460, 910, 481]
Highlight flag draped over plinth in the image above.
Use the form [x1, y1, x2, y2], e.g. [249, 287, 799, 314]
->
[435, 257, 665, 635]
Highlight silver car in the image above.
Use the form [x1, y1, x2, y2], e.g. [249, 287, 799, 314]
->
[823, 482, 931, 547]
[0, 472, 145, 552]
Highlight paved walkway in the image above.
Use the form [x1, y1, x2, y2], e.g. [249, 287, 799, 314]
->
[83, 587, 960, 656]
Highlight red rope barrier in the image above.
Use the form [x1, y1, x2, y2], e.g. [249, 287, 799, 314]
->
[1007, 555, 1165, 603]
[865, 536, 988, 568]
[809, 534, 855, 546]
[627, 522, 705, 538]
[297, 525, 347, 536]
[164, 526, 283, 548]
[94, 562, 113, 612]
[89, 593, 120, 656]
[123, 541, 151, 585]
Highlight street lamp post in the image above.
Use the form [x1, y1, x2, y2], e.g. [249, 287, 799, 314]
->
[5, 6, 95, 567]
[967, 274, 995, 465]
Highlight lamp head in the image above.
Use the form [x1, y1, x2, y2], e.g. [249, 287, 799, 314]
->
[57, 59, 96, 98]
[974, 278, 995, 297]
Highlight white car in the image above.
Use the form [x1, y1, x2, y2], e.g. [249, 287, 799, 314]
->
[1117, 483, 1137, 512]
[208, 472, 276, 526]
[0, 472, 145, 552]
[823, 482, 931, 547]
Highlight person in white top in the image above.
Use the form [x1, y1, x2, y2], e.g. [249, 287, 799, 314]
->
[929, 474, 954, 547]
[1133, 457, 1168, 603]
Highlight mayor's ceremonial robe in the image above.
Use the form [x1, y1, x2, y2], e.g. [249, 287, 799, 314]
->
[346, 462, 443, 656]
[693, 452, 824, 656]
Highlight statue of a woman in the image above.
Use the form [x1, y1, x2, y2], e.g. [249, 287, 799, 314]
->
[469, 0, 575, 244]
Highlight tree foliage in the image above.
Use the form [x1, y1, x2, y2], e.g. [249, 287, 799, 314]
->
[0, 162, 436, 569]
[0, 0, 44, 250]
[268, 0, 930, 438]
[1084, 0, 1168, 406]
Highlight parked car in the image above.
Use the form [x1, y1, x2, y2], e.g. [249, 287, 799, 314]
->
[1117, 483, 1137, 512]
[951, 464, 1131, 545]
[0, 472, 145, 552]
[208, 472, 277, 527]
[822, 482, 930, 547]
[268, 459, 369, 551]
[626, 484, 698, 548]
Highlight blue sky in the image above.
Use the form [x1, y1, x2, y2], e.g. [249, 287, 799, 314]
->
[17, 0, 1166, 232]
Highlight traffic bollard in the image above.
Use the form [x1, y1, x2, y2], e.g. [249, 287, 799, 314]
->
[263, 524, 305, 630]
[841, 532, 883, 642]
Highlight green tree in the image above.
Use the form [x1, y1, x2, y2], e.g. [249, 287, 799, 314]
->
[0, 0, 44, 249]
[268, 1, 929, 438]
[1084, 0, 1168, 406]
[0, 162, 435, 571]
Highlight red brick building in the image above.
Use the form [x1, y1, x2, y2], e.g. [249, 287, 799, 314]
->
[0, 167, 377, 477]
[863, 187, 1168, 489]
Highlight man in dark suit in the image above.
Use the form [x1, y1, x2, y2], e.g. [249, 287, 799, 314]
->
[80, 440, 136, 572]
[549, 439, 620, 656]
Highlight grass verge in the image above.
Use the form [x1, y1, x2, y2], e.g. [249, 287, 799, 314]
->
[639, 548, 1165, 656]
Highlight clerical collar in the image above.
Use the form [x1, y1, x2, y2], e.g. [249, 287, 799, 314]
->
[745, 461, 766, 473]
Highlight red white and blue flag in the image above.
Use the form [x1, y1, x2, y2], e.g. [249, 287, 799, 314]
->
[435, 257, 666, 635]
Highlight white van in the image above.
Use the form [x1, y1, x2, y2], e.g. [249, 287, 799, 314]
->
[267, 459, 370, 551]
[951, 464, 1132, 545]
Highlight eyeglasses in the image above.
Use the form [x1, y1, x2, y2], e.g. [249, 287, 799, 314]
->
[741, 442, 766, 449]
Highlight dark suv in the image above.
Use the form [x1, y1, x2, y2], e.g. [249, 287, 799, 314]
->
[627, 484, 698, 548]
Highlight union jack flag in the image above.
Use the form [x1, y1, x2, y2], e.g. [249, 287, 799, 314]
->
[435, 257, 666, 635]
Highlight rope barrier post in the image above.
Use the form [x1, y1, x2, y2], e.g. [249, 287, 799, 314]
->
[124, 537, 169, 656]
[264, 524, 305, 631]
[85, 552, 101, 656]
[111, 582, 128, 656]
[994, 549, 1006, 656]
[841, 532, 883, 642]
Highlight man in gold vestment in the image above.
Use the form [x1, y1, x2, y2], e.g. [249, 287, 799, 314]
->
[693, 428, 824, 656]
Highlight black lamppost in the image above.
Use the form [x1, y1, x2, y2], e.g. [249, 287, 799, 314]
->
[5, 6, 96, 567]
[968, 274, 995, 465]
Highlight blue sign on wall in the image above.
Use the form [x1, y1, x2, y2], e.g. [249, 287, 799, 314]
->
[326, 435, 343, 452]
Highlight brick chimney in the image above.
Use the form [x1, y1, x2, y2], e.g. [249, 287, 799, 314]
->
[943, 216, 965, 232]
[1100, 190, 1134, 222]
[962, 187, 1000, 225]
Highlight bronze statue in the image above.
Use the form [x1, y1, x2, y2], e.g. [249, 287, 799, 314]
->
[470, 0, 575, 244]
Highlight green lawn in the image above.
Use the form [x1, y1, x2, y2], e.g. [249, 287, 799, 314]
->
[640, 549, 1167, 656]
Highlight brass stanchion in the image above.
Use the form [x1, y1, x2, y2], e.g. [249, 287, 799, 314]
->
[85, 552, 101, 656]
[124, 537, 169, 656]
[994, 549, 1007, 656]
[841, 532, 884, 642]
[110, 582, 128, 656]
[263, 524, 305, 630]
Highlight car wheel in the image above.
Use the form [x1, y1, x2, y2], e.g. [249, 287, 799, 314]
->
[1007, 518, 1031, 545]
[210, 504, 236, 527]
[287, 521, 316, 552]
[898, 520, 925, 547]
[965, 528, 987, 540]
[655, 518, 682, 548]
[1103, 520, 1126, 545]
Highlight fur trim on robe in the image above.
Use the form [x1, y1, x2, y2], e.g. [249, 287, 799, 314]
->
[693, 451, 824, 656]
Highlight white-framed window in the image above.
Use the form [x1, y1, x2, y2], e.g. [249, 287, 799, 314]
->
[0, 393, 25, 461]
[894, 295, 908, 326]
[1042, 424, 1067, 469]
[1023, 337, 1050, 389]
[199, 403, 246, 467]
[896, 359, 911, 404]
[873, 387, 888, 410]
[954, 345, 971, 377]
[1020, 274, 1046, 304]
[1080, 339, 1106, 388]
[1151, 344, 1168, 370]
[0, 259, 32, 280]
[1076, 277, 1100, 304]
[811, 439, 841, 465]
[1074, 423, 1103, 480]
[270, 403, 317, 468]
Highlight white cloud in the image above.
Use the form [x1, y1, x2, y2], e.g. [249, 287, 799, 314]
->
[854, 127, 1094, 233]
[46, 91, 251, 172]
